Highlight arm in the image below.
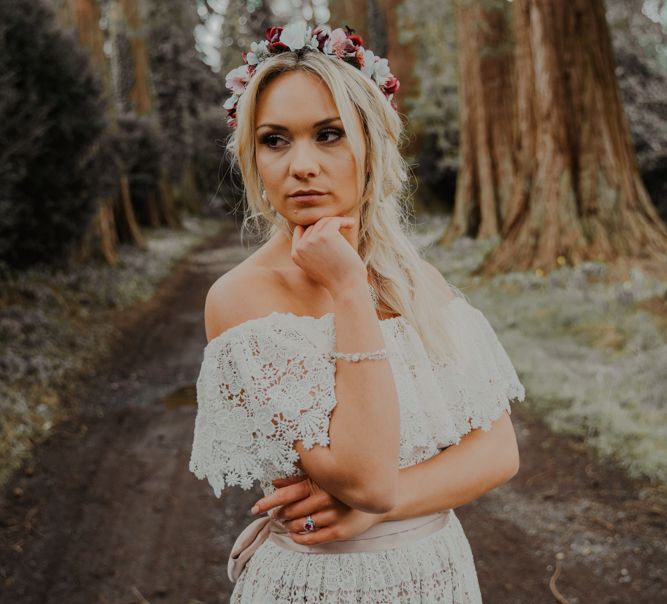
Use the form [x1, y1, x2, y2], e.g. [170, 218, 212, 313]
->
[205, 269, 400, 514]
[250, 410, 519, 542]
[292, 279, 401, 514]
[378, 411, 520, 522]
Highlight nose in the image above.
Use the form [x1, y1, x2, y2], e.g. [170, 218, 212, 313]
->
[288, 139, 320, 179]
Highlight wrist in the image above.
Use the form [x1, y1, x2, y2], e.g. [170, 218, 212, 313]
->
[329, 275, 370, 304]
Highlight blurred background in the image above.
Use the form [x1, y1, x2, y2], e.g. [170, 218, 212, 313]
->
[0, 1, 666, 603]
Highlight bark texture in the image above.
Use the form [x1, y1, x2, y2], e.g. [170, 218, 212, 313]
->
[480, 0, 667, 274]
[443, 0, 516, 244]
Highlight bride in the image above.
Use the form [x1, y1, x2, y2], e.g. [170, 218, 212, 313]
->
[190, 21, 525, 603]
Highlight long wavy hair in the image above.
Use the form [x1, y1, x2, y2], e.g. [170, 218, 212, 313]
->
[223, 49, 466, 364]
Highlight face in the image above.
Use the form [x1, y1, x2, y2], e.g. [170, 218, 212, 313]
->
[254, 70, 366, 233]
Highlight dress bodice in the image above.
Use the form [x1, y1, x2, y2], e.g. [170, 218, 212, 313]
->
[189, 295, 525, 499]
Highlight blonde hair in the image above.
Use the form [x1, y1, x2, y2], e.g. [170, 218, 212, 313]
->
[224, 49, 466, 364]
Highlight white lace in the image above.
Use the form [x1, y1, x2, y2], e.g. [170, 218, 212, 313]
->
[230, 510, 483, 603]
[188, 294, 526, 601]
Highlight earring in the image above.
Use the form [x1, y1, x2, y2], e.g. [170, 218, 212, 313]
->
[261, 188, 268, 202]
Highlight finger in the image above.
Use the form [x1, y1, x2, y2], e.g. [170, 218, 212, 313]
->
[288, 525, 339, 546]
[252, 480, 311, 515]
[323, 216, 355, 234]
[272, 475, 307, 488]
[282, 508, 335, 532]
[309, 216, 331, 234]
[291, 224, 303, 247]
[275, 490, 332, 521]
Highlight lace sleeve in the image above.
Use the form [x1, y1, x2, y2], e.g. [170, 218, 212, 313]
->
[188, 318, 338, 497]
[431, 299, 526, 444]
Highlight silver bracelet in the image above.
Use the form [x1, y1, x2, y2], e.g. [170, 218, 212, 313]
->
[329, 348, 388, 362]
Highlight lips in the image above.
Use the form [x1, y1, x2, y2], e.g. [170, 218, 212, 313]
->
[290, 190, 326, 197]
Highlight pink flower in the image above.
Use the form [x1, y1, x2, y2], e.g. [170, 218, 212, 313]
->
[225, 64, 251, 96]
[312, 25, 331, 51]
[325, 28, 349, 58]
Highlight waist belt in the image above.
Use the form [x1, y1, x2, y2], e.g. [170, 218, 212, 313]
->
[227, 509, 451, 583]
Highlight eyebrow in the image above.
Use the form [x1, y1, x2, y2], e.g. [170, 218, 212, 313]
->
[256, 116, 342, 131]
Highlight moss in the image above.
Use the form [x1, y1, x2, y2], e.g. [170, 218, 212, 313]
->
[417, 212, 667, 484]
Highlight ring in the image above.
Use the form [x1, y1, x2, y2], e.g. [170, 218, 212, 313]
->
[303, 515, 317, 532]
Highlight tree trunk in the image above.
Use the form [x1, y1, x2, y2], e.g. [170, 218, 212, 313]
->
[55, 0, 120, 265]
[116, 174, 146, 247]
[74, 197, 119, 265]
[442, 0, 516, 244]
[480, 0, 667, 275]
[158, 176, 182, 228]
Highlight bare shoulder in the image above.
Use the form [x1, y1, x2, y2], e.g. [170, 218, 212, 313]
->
[419, 258, 457, 301]
[204, 262, 285, 343]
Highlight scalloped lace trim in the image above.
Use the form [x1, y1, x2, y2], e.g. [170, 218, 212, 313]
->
[189, 300, 526, 499]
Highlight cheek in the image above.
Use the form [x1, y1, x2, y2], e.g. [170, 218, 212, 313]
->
[256, 154, 280, 182]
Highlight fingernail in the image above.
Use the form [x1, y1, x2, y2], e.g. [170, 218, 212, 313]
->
[251, 505, 259, 515]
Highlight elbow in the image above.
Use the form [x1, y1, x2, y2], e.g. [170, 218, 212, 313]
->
[354, 475, 399, 514]
[505, 446, 520, 481]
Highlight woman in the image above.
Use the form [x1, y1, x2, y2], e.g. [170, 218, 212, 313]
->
[189, 22, 526, 603]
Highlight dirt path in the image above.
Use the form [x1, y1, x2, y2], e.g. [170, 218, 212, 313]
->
[1, 226, 665, 604]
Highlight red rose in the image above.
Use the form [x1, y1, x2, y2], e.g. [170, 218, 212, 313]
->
[265, 27, 283, 43]
[382, 76, 400, 96]
[348, 33, 364, 48]
[265, 26, 289, 52]
[355, 48, 365, 67]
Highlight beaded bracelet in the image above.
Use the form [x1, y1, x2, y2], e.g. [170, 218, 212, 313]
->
[329, 348, 388, 362]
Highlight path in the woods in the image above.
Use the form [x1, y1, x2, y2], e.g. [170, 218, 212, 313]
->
[0, 225, 664, 604]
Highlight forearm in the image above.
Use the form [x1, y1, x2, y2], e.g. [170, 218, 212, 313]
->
[325, 282, 401, 500]
[294, 279, 400, 513]
[379, 412, 520, 522]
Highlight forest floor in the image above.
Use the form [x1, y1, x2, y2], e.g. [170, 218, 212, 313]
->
[0, 221, 665, 604]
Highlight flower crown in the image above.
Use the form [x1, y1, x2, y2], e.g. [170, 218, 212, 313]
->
[223, 22, 400, 128]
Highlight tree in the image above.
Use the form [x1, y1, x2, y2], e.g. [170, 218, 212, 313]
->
[442, 0, 516, 243]
[0, 1, 107, 268]
[480, 0, 667, 274]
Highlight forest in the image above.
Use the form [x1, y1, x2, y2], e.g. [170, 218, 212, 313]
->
[0, 1, 666, 602]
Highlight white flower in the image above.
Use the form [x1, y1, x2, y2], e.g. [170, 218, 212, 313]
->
[360, 49, 376, 78]
[223, 93, 238, 110]
[360, 49, 389, 86]
[279, 21, 309, 50]
[247, 40, 269, 65]
[307, 35, 319, 50]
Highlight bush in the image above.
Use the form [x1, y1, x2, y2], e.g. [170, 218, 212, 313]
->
[110, 113, 164, 226]
[0, 1, 107, 268]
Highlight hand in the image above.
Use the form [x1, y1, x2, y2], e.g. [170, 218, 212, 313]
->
[250, 475, 386, 546]
[291, 216, 366, 293]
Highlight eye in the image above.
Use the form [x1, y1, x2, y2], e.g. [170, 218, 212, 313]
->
[258, 128, 344, 150]
[317, 128, 344, 143]
[259, 134, 287, 149]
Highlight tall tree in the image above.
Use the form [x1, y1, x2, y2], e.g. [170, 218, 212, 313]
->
[330, 0, 418, 125]
[481, 0, 667, 274]
[55, 0, 120, 264]
[146, 0, 219, 219]
[442, 0, 516, 243]
[0, 0, 107, 269]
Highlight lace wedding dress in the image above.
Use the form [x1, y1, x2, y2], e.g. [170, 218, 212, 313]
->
[189, 286, 526, 603]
